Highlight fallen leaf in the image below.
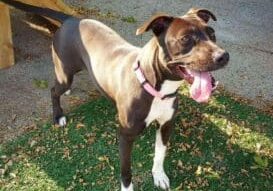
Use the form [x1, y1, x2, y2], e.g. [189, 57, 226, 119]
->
[226, 123, 233, 136]
[256, 143, 262, 152]
[76, 123, 85, 129]
[195, 165, 202, 176]
[241, 169, 249, 176]
[6, 160, 13, 167]
[177, 160, 183, 169]
[30, 140, 37, 148]
[9, 172, 16, 178]
[0, 169, 5, 176]
[98, 155, 108, 162]
[0, 155, 7, 160]
[12, 114, 17, 121]
[63, 147, 70, 159]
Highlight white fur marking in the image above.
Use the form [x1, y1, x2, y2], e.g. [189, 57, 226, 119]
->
[145, 80, 182, 126]
[152, 129, 170, 190]
[64, 89, 71, 96]
[121, 182, 133, 191]
[58, 116, 67, 126]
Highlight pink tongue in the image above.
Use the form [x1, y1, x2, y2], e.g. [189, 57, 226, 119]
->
[188, 70, 212, 103]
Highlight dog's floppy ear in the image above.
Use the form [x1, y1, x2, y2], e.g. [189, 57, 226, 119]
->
[136, 13, 173, 36]
[187, 8, 217, 23]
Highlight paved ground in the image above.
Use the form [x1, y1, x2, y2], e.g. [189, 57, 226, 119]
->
[0, 0, 273, 142]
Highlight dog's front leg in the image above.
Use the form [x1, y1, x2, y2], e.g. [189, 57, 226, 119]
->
[152, 121, 173, 190]
[119, 131, 134, 191]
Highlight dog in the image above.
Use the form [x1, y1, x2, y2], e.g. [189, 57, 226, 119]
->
[2, 1, 229, 190]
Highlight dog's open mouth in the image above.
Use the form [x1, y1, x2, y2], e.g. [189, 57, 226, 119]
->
[176, 66, 218, 103]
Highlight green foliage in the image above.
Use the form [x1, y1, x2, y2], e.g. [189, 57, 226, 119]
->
[121, 16, 137, 23]
[32, 79, 48, 89]
[254, 155, 269, 169]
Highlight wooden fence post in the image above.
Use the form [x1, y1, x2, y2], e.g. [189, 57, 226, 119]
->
[0, 0, 75, 69]
[0, 2, 14, 69]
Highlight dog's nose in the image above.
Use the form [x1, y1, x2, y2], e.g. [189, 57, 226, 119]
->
[214, 51, 229, 65]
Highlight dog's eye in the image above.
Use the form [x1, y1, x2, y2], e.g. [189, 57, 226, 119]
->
[177, 35, 195, 54]
[181, 35, 194, 45]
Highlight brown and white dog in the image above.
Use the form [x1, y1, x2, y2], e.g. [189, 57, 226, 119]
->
[3, 1, 229, 190]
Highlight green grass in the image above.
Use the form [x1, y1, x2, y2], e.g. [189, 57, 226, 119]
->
[1, 86, 273, 190]
[121, 16, 137, 23]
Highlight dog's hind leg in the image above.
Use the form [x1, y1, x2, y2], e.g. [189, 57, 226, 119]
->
[51, 47, 75, 126]
[51, 77, 73, 126]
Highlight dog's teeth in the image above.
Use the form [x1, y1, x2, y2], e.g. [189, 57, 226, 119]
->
[212, 81, 219, 90]
[58, 116, 67, 126]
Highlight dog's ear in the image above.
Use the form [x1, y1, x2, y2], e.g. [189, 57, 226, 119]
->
[187, 8, 217, 23]
[136, 13, 173, 36]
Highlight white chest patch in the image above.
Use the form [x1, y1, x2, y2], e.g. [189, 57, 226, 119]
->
[145, 80, 182, 126]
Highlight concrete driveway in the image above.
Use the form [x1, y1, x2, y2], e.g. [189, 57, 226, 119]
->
[0, 0, 272, 142]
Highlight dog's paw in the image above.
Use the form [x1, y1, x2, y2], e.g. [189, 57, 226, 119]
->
[152, 171, 170, 190]
[58, 116, 67, 126]
[64, 89, 71, 96]
[121, 182, 133, 191]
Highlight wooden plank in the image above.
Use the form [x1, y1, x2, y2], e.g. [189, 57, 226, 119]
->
[17, 0, 75, 13]
[0, 3, 14, 69]
[16, 0, 77, 25]
[17, 0, 75, 15]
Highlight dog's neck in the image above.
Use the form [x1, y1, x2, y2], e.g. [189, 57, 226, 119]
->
[138, 37, 181, 91]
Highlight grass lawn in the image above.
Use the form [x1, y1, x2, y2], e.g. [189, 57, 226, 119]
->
[1, 85, 273, 191]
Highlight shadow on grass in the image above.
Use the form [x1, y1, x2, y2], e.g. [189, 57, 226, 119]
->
[1, 93, 273, 190]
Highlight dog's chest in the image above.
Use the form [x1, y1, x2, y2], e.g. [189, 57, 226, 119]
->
[145, 80, 182, 126]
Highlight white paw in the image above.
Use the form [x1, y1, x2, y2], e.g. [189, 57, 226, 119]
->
[152, 171, 170, 190]
[121, 182, 133, 191]
[58, 116, 67, 126]
[64, 89, 71, 96]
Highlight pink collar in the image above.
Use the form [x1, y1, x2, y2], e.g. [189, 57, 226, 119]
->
[133, 61, 177, 100]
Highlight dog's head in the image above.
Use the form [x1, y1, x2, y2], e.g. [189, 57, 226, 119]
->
[136, 8, 229, 102]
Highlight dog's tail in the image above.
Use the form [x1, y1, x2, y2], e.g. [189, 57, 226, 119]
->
[0, 0, 73, 23]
